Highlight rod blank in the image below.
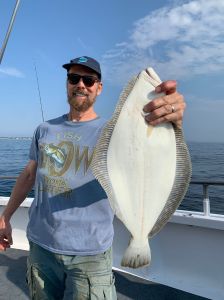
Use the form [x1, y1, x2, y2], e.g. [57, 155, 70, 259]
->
[34, 62, 45, 122]
[0, 0, 21, 64]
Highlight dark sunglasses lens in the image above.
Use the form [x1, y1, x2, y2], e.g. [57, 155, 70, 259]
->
[83, 76, 96, 87]
[67, 74, 80, 85]
[67, 74, 97, 87]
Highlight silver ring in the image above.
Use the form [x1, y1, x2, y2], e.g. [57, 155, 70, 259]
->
[141, 111, 150, 117]
[171, 105, 176, 113]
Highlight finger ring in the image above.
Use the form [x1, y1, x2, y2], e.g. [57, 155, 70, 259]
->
[171, 105, 176, 113]
[141, 111, 150, 117]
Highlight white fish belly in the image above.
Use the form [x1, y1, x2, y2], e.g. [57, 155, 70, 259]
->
[107, 74, 176, 242]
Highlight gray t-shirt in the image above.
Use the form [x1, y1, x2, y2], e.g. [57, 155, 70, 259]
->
[27, 114, 114, 255]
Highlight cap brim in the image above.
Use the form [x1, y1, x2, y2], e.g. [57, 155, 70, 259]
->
[62, 63, 72, 70]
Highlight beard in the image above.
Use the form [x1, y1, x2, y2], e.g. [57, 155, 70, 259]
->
[67, 91, 96, 112]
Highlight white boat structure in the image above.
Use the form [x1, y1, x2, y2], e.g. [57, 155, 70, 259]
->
[0, 179, 223, 300]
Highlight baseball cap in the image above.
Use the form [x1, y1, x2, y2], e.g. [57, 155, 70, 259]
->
[62, 56, 101, 79]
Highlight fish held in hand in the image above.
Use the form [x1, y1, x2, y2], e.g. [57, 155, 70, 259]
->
[91, 68, 192, 268]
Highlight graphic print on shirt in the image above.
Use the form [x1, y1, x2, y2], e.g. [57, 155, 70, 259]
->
[41, 141, 74, 177]
[40, 175, 73, 198]
[39, 139, 95, 197]
[44, 144, 67, 166]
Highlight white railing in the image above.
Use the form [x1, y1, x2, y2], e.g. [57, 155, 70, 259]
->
[190, 180, 224, 216]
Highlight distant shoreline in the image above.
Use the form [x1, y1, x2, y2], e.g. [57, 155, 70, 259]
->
[0, 137, 32, 140]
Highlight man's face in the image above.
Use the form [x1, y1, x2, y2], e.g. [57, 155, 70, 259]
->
[67, 65, 102, 112]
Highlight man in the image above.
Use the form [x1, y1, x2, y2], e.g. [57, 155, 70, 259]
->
[0, 56, 186, 299]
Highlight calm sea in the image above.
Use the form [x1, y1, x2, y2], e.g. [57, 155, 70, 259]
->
[0, 139, 224, 214]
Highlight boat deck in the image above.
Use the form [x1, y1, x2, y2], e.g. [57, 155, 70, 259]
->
[0, 248, 210, 300]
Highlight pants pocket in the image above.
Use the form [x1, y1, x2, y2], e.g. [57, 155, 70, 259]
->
[88, 273, 117, 300]
[26, 257, 62, 300]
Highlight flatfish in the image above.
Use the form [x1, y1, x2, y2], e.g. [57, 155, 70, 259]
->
[91, 68, 192, 268]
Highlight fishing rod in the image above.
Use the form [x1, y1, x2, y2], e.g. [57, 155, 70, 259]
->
[0, 0, 21, 64]
[33, 62, 45, 122]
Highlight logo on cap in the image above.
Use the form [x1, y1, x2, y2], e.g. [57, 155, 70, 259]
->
[78, 56, 88, 63]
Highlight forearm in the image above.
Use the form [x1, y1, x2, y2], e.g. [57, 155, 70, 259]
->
[1, 169, 35, 221]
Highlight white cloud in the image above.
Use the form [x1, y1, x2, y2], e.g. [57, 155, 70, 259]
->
[0, 66, 25, 78]
[102, 0, 224, 84]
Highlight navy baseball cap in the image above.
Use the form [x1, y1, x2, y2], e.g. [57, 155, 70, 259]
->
[62, 56, 101, 79]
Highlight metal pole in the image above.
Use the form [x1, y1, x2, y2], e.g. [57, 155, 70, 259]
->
[34, 62, 45, 122]
[0, 0, 21, 64]
[203, 184, 210, 216]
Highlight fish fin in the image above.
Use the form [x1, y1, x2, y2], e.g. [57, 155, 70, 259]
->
[121, 238, 151, 269]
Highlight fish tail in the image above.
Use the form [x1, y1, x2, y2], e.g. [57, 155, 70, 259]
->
[121, 237, 151, 268]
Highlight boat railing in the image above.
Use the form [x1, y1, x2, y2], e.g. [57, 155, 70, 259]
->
[0, 177, 224, 216]
[190, 180, 224, 217]
[0, 176, 18, 180]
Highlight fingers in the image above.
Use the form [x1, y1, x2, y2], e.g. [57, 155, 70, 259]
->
[144, 92, 183, 112]
[8, 235, 13, 245]
[0, 244, 6, 251]
[0, 232, 12, 251]
[0, 218, 13, 248]
[4, 232, 13, 245]
[0, 240, 11, 251]
[143, 84, 186, 128]
[145, 109, 184, 128]
[5, 233, 13, 245]
[155, 80, 177, 95]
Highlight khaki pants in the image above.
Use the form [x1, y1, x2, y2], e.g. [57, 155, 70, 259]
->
[26, 241, 117, 300]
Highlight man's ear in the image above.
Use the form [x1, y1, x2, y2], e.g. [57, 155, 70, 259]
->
[96, 82, 103, 96]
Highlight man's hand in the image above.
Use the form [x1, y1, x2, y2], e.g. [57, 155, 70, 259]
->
[143, 80, 186, 128]
[0, 160, 37, 251]
[0, 216, 13, 251]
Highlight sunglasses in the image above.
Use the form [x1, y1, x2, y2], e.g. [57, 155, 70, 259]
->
[67, 73, 100, 87]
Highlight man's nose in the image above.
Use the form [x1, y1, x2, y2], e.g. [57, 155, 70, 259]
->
[76, 77, 85, 88]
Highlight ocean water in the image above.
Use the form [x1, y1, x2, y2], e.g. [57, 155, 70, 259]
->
[0, 138, 224, 214]
[180, 142, 224, 214]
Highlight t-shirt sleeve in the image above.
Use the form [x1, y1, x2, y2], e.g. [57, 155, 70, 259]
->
[29, 126, 40, 162]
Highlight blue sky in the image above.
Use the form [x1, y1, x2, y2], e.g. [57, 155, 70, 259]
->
[0, 0, 224, 142]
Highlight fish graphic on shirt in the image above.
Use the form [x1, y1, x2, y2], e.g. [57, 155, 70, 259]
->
[44, 144, 66, 166]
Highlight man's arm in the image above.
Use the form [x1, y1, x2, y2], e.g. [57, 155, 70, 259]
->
[143, 80, 186, 128]
[0, 160, 37, 250]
